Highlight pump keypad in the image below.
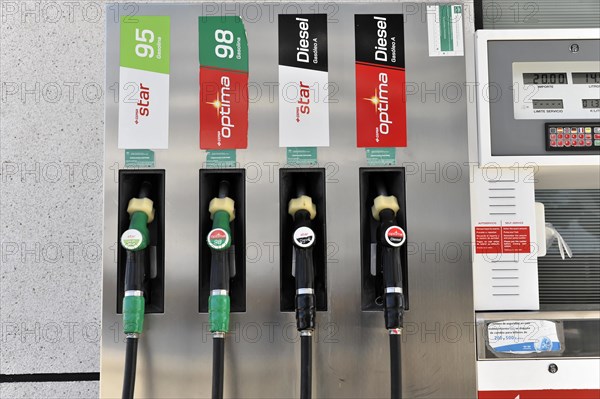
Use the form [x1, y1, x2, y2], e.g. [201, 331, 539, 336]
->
[546, 123, 600, 152]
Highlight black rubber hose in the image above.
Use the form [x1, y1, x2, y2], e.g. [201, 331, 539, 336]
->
[374, 177, 387, 197]
[389, 334, 402, 399]
[300, 335, 312, 399]
[210, 250, 231, 292]
[122, 337, 138, 399]
[212, 336, 225, 399]
[218, 180, 230, 198]
[138, 181, 152, 199]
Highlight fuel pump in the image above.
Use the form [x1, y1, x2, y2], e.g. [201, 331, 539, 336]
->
[288, 182, 317, 399]
[119, 181, 155, 399]
[206, 180, 236, 399]
[371, 178, 406, 399]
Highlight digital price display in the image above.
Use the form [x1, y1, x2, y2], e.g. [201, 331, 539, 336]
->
[582, 99, 600, 109]
[572, 72, 600, 84]
[523, 72, 567, 85]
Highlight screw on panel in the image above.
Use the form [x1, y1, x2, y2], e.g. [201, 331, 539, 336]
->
[548, 363, 558, 374]
[569, 44, 580, 53]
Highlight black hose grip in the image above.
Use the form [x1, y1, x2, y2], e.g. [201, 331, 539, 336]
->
[296, 293, 315, 331]
[384, 293, 404, 330]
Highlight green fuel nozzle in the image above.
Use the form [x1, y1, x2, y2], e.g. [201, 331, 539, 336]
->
[120, 181, 155, 336]
[207, 180, 235, 335]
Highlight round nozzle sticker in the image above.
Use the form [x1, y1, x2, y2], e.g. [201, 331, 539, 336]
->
[207, 228, 230, 250]
[385, 226, 406, 247]
[121, 229, 143, 250]
[293, 226, 315, 248]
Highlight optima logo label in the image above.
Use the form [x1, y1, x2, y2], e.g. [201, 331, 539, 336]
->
[205, 76, 235, 142]
[355, 14, 406, 148]
[199, 16, 248, 149]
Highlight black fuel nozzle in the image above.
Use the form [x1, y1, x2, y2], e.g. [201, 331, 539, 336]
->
[372, 181, 405, 332]
[289, 188, 317, 333]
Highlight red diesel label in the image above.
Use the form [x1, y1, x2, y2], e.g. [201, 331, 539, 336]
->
[479, 389, 600, 399]
[355, 14, 406, 148]
[199, 67, 248, 149]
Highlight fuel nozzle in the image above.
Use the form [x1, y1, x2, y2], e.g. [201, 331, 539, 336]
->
[288, 189, 317, 333]
[371, 180, 406, 334]
[120, 181, 154, 399]
[207, 180, 236, 399]
[288, 184, 317, 399]
[120, 181, 155, 337]
[207, 180, 235, 336]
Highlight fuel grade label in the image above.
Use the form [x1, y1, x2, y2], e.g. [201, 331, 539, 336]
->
[278, 14, 330, 147]
[199, 16, 249, 149]
[118, 16, 171, 149]
[355, 14, 407, 148]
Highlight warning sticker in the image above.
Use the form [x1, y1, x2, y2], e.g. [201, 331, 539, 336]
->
[502, 226, 530, 254]
[475, 226, 531, 254]
[475, 227, 502, 254]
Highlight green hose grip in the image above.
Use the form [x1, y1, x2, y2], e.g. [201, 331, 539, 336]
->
[209, 295, 230, 333]
[207, 210, 232, 251]
[123, 295, 145, 334]
[129, 211, 150, 251]
[212, 210, 231, 235]
[120, 212, 150, 252]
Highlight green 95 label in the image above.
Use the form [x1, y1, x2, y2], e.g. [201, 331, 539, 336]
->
[120, 16, 170, 74]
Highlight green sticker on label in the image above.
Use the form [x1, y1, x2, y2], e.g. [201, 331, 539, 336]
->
[366, 148, 396, 166]
[287, 147, 317, 165]
[198, 16, 248, 72]
[120, 16, 170, 74]
[125, 149, 155, 168]
[206, 150, 237, 168]
[439, 5, 454, 52]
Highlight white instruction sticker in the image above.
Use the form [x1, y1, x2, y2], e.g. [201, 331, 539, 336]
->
[487, 320, 561, 354]
[426, 5, 464, 57]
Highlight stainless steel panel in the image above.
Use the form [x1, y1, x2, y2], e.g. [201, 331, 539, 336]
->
[103, 3, 475, 398]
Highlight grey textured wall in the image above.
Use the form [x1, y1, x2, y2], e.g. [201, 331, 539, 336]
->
[1, 0, 104, 396]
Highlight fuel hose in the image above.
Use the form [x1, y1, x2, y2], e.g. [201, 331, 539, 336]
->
[288, 190, 317, 399]
[372, 180, 405, 399]
[120, 182, 154, 399]
[207, 181, 235, 399]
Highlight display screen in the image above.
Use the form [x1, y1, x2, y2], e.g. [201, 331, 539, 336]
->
[582, 99, 600, 109]
[572, 72, 600, 84]
[523, 73, 567, 85]
[532, 99, 564, 109]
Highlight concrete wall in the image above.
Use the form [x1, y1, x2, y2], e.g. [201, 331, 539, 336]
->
[0, 0, 104, 396]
